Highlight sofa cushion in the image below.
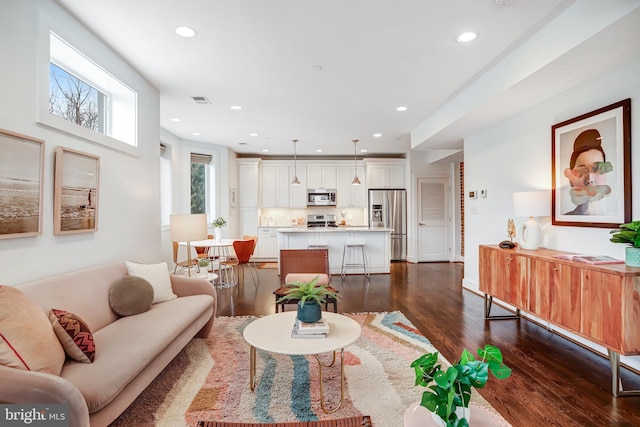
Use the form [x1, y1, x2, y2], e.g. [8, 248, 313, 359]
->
[50, 309, 96, 363]
[125, 261, 176, 304]
[59, 294, 214, 413]
[0, 286, 65, 375]
[109, 276, 154, 316]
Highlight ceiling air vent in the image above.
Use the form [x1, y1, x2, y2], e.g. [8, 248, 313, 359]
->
[192, 96, 212, 105]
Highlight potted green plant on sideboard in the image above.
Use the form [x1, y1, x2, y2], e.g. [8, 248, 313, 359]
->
[275, 276, 340, 323]
[610, 220, 640, 267]
[407, 344, 511, 427]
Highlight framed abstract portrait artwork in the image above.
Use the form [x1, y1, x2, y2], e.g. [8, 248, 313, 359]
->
[0, 129, 45, 239]
[551, 98, 631, 228]
[54, 147, 100, 235]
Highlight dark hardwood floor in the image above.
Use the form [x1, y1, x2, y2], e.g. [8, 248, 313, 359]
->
[216, 262, 640, 426]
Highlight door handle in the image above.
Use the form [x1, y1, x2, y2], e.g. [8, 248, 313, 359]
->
[419, 222, 426, 226]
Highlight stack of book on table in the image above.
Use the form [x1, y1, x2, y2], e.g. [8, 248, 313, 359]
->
[291, 318, 330, 338]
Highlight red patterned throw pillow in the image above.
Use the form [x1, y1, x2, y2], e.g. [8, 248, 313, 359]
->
[50, 309, 95, 363]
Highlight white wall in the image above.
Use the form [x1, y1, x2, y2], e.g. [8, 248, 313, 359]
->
[0, 0, 161, 284]
[464, 52, 640, 289]
[408, 151, 462, 262]
[462, 52, 640, 367]
[158, 137, 235, 267]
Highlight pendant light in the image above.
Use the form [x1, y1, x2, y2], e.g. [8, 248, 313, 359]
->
[291, 139, 301, 185]
[351, 139, 361, 185]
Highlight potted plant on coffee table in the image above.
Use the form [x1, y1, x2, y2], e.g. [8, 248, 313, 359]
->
[275, 276, 340, 323]
[408, 344, 511, 427]
[610, 220, 640, 267]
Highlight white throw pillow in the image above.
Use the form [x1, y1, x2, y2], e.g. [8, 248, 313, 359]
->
[125, 261, 177, 304]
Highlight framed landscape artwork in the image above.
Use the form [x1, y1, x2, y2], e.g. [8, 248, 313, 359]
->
[0, 129, 45, 239]
[54, 147, 100, 235]
[551, 98, 631, 228]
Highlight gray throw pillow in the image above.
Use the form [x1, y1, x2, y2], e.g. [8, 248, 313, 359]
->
[109, 276, 154, 316]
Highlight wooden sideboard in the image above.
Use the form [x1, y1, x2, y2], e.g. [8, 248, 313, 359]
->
[479, 244, 640, 396]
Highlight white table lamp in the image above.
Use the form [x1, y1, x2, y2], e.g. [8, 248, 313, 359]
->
[170, 214, 208, 276]
[513, 191, 550, 250]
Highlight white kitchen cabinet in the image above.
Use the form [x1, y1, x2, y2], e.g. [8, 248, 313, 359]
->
[237, 159, 260, 208]
[306, 166, 337, 189]
[261, 166, 290, 208]
[336, 166, 366, 207]
[366, 162, 405, 188]
[289, 166, 307, 208]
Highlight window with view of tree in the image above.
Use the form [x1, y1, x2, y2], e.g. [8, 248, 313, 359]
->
[191, 153, 213, 214]
[46, 31, 137, 147]
[49, 63, 106, 132]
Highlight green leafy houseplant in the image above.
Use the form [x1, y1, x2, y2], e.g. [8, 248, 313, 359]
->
[610, 221, 640, 247]
[411, 344, 511, 427]
[212, 217, 227, 228]
[275, 276, 340, 307]
[198, 258, 210, 268]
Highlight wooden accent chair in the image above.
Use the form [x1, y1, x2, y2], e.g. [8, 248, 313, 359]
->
[172, 241, 198, 274]
[273, 249, 338, 313]
[196, 416, 372, 427]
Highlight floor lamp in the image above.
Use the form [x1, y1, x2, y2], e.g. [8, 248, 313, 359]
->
[170, 214, 208, 277]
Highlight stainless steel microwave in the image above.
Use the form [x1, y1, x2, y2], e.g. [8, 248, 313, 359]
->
[307, 189, 337, 206]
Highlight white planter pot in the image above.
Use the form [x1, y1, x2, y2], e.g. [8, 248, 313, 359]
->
[403, 401, 471, 427]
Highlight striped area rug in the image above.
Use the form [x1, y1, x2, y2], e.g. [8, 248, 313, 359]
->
[111, 312, 510, 427]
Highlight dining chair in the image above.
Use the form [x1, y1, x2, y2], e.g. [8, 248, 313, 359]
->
[242, 234, 259, 268]
[172, 241, 198, 274]
[195, 234, 215, 261]
[233, 239, 259, 287]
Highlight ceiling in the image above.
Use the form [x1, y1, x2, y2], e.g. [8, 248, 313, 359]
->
[54, 0, 633, 157]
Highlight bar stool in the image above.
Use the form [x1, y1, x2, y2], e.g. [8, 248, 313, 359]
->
[341, 238, 369, 279]
[308, 238, 328, 249]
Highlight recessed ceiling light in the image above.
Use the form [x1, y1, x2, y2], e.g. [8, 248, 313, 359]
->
[175, 26, 198, 38]
[250, 133, 258, 137]
[170, 118, 181, 122]
[456, 32, 477, 43]
[262, 149, 270, 153]
[360, 149, 368, 153]
[315, 149, 323, 153]
[396, 106, 408, 112]
[373, 133, 382, 138]
[192, 132, 200, 136]
[230, 105, 242, 110]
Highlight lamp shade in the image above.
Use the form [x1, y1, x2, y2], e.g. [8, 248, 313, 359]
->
[170, 214, 208, 242]
[513, 191, 551, 218]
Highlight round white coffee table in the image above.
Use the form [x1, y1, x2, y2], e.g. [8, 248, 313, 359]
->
[243, 311, 361, 413]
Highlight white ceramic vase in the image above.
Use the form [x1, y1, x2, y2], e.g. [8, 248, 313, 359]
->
[214, 227, 222, 241]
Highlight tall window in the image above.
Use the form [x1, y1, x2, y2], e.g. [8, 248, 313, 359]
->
[48, 32, 137, 147]
[191, 153, 213, 215]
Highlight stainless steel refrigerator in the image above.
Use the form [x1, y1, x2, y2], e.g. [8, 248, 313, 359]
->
[368, 189, 407, 261]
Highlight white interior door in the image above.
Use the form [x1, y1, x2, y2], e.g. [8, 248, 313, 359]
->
[417, 178, 450, 262]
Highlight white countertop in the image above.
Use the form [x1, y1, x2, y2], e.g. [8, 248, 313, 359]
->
[276, 227, 392, 232]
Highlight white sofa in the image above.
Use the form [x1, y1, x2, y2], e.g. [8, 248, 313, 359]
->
[0, 262, 216, 427]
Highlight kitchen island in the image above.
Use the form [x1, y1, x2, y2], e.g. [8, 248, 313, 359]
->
[276, 227, 392, 275]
